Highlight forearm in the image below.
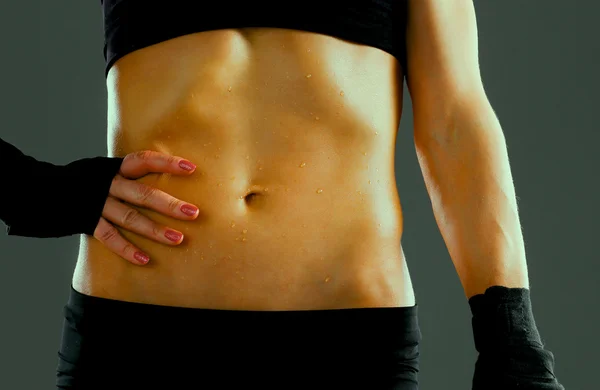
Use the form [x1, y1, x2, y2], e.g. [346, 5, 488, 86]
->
[414, 96, 529, 299]
[0, 137, 123, 238]
[415, 98, 564, 388]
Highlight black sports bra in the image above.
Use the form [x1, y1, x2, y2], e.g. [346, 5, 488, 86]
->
[101, 0, 409, 77]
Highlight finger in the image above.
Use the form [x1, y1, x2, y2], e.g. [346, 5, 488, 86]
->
[119, 150, 197, 179]
[109, 175, 200, 220]
[102, 196, 185, 245]
[93, 217, 151, 265]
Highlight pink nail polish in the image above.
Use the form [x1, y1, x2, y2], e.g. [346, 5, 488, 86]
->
[180, 204, 199, 216]
[165, 230, 183, 242]
[134, 252, 150, 264]
[179, 160, 196, 171]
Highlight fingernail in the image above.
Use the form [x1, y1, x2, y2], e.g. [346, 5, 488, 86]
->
[180, 204, 199, 216]
[179, 160, 196, 171]
[134, 252, 150, 264]
[165, 229, 183, 242]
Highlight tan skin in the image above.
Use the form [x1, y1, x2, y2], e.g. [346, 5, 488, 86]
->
[75, 0, 487, 310]
[74, 28, 414, 310]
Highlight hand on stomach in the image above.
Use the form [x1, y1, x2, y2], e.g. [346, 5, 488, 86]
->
[74, 28, 413, 310]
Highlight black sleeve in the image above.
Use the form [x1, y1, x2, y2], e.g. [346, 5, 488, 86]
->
[0, 137, 124, 238]
[469, 286, 565, 390]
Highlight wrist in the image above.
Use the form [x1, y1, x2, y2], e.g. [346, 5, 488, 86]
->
[468, 285, 543, 353]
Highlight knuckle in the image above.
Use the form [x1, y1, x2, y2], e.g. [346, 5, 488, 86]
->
[136, 184, 156, 203]
[166, 155, 178, 166]
[111, 174, 123, 187]
[99, 225, 118, 243]
[152, 224, 162, 238]
[167, 196, 181, 213]
[122, 244, 136, 257]
[135, 150, 154, 163]
[121, 208, 141, 226]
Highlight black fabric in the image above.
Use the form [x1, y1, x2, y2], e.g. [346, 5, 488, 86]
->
[57, 284, 421, 389]
[0, 138, 123, 238]
[101, 0, 409, 78]
[469, 286, 565, 390]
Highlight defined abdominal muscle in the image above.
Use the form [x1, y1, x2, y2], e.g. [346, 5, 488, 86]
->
[73, 28, 414, 310]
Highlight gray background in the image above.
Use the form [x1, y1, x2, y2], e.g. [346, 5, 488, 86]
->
[0, 1, 597, 389]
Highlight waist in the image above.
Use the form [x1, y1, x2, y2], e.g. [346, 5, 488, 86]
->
[78, 94, 412, 310]
[75, 171, 411, 309]
[84, 102, 410, 310]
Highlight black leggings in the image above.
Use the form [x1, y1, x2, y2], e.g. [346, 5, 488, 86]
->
[57, 285, 421, 389]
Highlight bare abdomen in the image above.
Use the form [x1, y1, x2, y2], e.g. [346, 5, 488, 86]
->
[73, 28, 414, 310]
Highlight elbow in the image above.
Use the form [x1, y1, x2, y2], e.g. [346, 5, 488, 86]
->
[413, 94, 503, 153]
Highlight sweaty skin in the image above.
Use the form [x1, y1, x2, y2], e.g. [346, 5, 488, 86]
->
[73, 28, 415, 310]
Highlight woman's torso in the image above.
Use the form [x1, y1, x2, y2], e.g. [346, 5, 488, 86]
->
[73, 28, 415, 310]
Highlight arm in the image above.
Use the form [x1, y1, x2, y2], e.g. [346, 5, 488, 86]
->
[404, 0, 563, 388]
[405, 0, 527, 298]
[0, 137, 123, 238]
[0, 136, 203, 265]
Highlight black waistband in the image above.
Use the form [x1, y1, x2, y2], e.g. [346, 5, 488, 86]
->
[66, 283, 420, 341]
[60, 283, 421, 389]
